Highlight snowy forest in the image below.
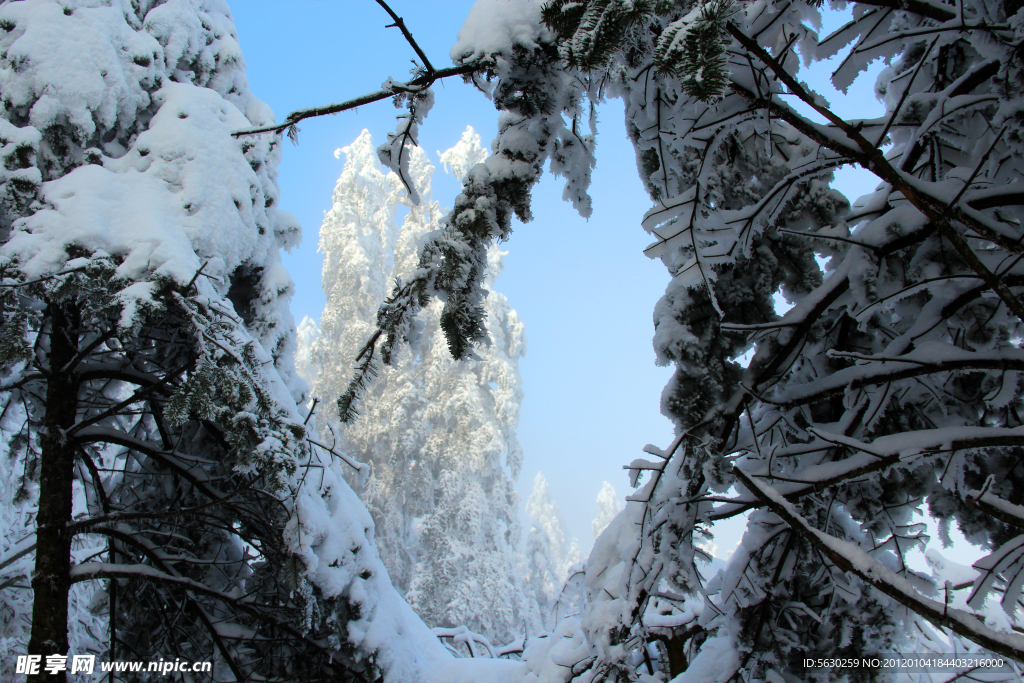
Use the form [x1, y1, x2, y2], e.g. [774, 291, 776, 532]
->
[0, 0, 1023, 681]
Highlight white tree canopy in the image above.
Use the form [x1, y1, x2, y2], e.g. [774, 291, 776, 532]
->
[301, 126, 537, 644]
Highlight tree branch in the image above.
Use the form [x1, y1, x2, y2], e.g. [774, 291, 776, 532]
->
[726, 23, 1024, 322]
[232, 64, 477, 138]
[849, 0, 956, 22]
[734, 466, 1024, 662]
[69, 562, 348, 667]
[374, 0, 436, 74]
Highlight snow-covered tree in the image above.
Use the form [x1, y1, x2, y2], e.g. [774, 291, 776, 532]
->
[523, 472, 582, 629]
[526, 473, 581, 586]
[305, 126, 534, 644]
[467, 0, 1024, 678]
[0, 3, 516, 682]
[295, 315, 320, 395]
[592, 482, 622, 541]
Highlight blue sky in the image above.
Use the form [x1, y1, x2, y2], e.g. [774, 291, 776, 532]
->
[228, 1, 931, 561]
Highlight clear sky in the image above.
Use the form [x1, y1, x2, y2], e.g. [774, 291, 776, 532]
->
[228, 1, 981, 568]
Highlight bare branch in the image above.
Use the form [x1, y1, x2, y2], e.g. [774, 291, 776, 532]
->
[373, 0, 436, 74]
[232, 64, 477, 138]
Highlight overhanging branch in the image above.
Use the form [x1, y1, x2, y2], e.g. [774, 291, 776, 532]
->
[734, 466, 1024, 662]
[374, 0, 436, 74]
[232, 64, 478, 138]
[725, 22, 1024, 322]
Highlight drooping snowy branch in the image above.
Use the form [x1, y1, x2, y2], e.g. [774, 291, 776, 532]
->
[734, 466, 1024, 662]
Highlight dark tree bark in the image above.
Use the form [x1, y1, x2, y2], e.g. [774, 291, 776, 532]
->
[27, 301, 80, 683]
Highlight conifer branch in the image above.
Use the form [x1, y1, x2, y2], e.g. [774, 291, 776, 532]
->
[848, 0, 956, 21]
[65, 362, 189, 436]
[734, 466, 1024, 662]
[69, 560, 354, 674]
[67, 476, 259, 533]
[337, 330, 382, 423]
[725, 23, 1024, 321]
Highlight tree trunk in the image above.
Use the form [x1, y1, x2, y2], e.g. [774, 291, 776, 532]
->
[27, 302, 80, 683]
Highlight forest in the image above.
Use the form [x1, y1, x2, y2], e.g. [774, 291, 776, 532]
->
[0, 0, 1023, 681]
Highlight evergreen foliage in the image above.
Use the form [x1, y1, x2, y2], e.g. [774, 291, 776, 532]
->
[0, 3, 454, 681]
[301, 127, 540, 645]
[331, 0, 1024, 678]
[653, 0, 733, 102]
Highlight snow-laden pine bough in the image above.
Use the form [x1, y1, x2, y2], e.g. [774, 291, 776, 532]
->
[239, 0, 1024, 678]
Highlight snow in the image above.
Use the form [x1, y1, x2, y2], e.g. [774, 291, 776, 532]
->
[450, 0, 551, 64]
[925, 549, 980, 589]
[4, 82, 278, 287]
[669, 637, 740, 683]
[0, 1, 156, 140]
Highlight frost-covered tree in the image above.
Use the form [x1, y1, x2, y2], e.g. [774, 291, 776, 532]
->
[523, 472, 582, 629]
[304, 126, 534, 644]
[592, 482, 622, 541]
[0, 3, 509, 682]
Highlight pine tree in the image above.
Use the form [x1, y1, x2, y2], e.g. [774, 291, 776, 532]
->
[0, 3, 454, 681]
[304, 126, 535, 644]
[591, 482, 622, 540]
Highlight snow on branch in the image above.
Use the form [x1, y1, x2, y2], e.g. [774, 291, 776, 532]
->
[306, 436, 370, 485]
[967, 478, 1024, 530]
[430, 625, 498, 658]
[733, 466, 1024, 662]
